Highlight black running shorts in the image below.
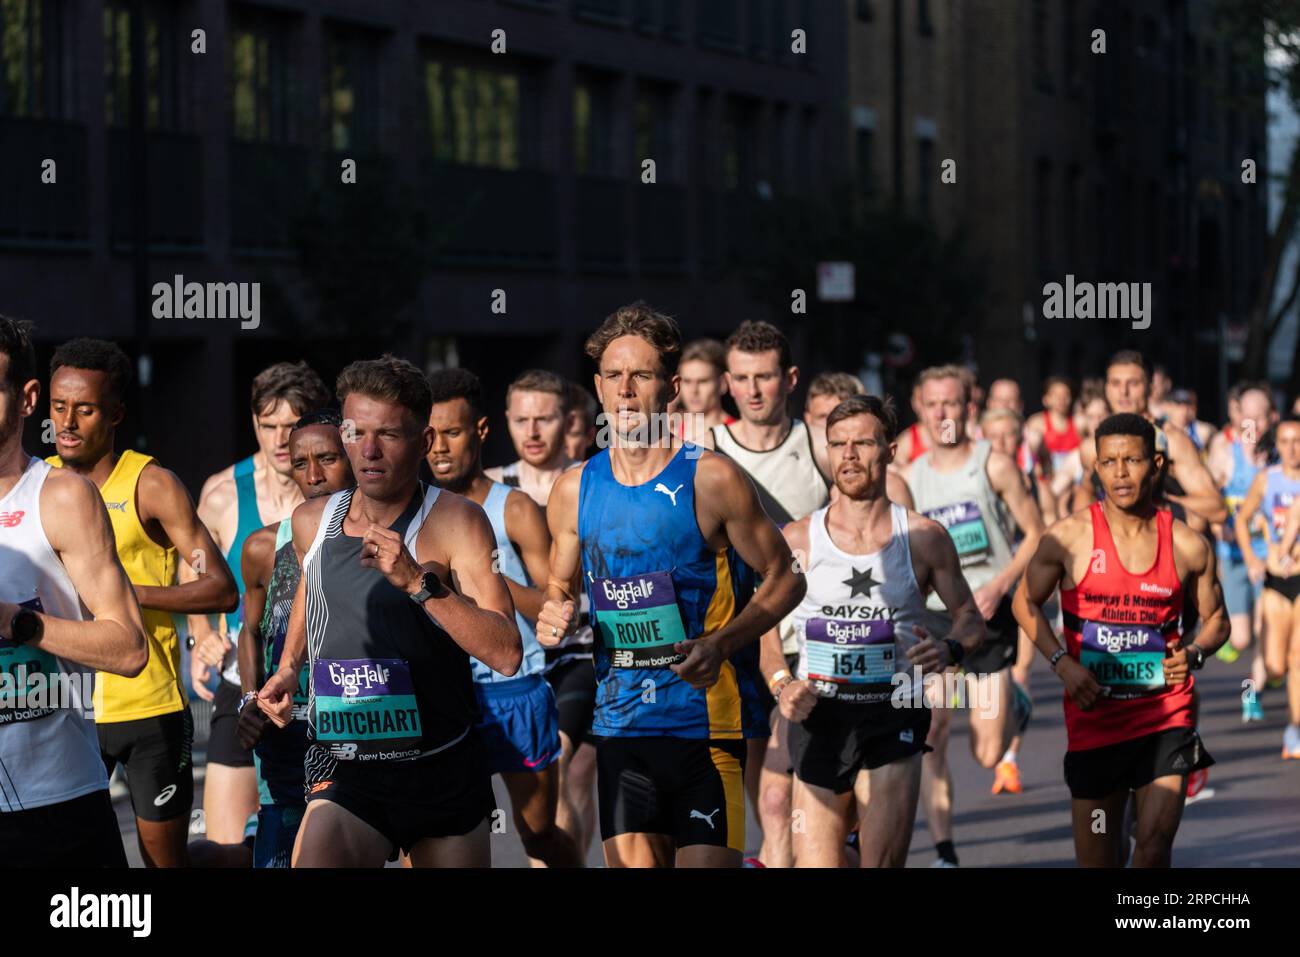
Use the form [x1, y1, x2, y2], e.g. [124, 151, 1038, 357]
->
[544, 657, 596, 747]
[1, 789, 128, 867]
[1064, 726, 1215, 800]
[98, 706, 194, 822]
[788, 704, 931, 793]
[208, 680, 254, 768]
[597, 736, 746, 852]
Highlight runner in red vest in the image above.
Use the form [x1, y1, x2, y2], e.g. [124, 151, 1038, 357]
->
[1013, 413, 1228, 867]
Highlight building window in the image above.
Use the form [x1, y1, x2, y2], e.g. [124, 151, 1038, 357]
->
[104, 0, 183, 128]
[230, 7, 292, 143]
[322, 24, 382, 152]
[574, 72, 616, 176]
[1065, 164, 1080, 264]
[1032, 0, 1052, 93]
[857, 127, 874, 197]
[0, 0, 66, 118]
[426, 56, 535, 170]
[919, 0, 934, 36]
[918, 136, 934, 217]
[634, 81, 675, 180]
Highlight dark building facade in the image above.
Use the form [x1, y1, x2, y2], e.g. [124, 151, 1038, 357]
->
[1, 0, 849, 483]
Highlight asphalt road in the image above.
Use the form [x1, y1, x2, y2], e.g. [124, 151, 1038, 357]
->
[114, 653, 1299, 867]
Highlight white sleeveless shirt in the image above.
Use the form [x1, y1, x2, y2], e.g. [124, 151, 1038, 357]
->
[0, 457, 105, 811]
[791, 503, 929, 705]
[709, 419, 829, 524]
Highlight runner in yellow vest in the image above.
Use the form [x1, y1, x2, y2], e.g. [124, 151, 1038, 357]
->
[47, 338, 237, 867]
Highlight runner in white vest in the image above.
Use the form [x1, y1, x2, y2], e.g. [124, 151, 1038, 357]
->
[0, 315, 148, 866]
[760, 394, 984, 866]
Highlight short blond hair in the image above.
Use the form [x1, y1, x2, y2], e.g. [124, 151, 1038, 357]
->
[917, 364, 972, 406]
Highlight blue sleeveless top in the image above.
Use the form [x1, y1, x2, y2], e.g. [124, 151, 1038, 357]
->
[1218, 441, 1266, 562]
[474, 481, 544, 683]
[1262, 465, 1300, 545]
[578, 444, 765, 739]
[224, 455, 263, 634]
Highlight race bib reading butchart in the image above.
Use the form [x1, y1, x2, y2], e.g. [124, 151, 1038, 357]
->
[311, 657, 423, 758]
[0, 597, 60, 723]
[805, 618, 896, 704]
[923, 500, 991, 566]
[592, 571, 688, 668]
[1079, 621, 1167, 699]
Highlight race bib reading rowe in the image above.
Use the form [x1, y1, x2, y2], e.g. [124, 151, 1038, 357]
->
[592, 570, 688, 668]
[923, 500, 991, 566]
[1079, 621, 1167, 699]
[311, 657, 423, 759]
[805, 618, 896, 704]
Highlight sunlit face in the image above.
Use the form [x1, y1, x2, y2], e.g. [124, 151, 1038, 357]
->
[252, 398, 302, 477]
[1105, 363, 1149, 415]
[1043, 382, 1072, 416]
[428, 397, 487, 491]
[593, 334, 677, 443]
[826, 412, 893, 499]
[982, 416, 1023, 460]
[50, 366, 121, 467]
[564, 407, 596, 461]
[504, 389, 567, 468]
[341, 392, 430, 501]
[919, 376, 967, 446]
[677, 359, 724, 416]
[289, 425, 353, 499]
[726, 349, 793, 426]
[1238, 390, 1272, 444]
[804, 392, 845, 448]
[987, 380, 1022, 414]
[1276, 422, 1300, 471]
[0, 354, 39, 451]
[1083, 397, 1109, 437]
[1095, 434, 1162, 509]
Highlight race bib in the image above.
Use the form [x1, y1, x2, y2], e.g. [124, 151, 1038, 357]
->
[591, 570, 688, 668]
[0, 598, 60, 723]
[924, 500, 991, 566]
[1272, 498, 1294, 536]
[1079, 621, 1167, 699]
[805, 618, 896, 704]
[310, 657, 423, 759]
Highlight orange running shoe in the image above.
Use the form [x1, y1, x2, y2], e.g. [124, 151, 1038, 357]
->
[992, 760, 1022, 795]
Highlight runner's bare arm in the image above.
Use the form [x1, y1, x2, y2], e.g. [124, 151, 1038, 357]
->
[236, 526, 277, 694]
[134, 464, 239, 614]
[984, 449, 1046, 604]
[1164, 429, 1228, 524]
[186, 476, 237, 641]
[1205, 432, 1231, 489]
[691, 453, 806, 659]
[538, 467, 583, 643]
[1278, 496, 1300, 560]
[411, 494, 521, 676]
[910, 516, 984, 659]
[1233, 471, 1269, 572]
[11, 470, 148, 676]
[503, 487, 552, 623]
[258, 499, 325, 725]
[757, 523, 808, 686]
[1011, 521, 1072, 663]
[1175, 524, 1229, 658]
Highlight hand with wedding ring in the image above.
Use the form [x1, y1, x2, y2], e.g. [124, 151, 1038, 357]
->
[359, 523, 424, 594]
[537, 598, 576, 647]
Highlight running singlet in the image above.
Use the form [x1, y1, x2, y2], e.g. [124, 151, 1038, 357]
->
[1260, 465, 1300, 544]
[1041, 413, 1081, 474]
[255, 518, 308, 806]
[302, 485, 476, 781]
[474, 481, 544, 683]
[221, 455, 263, 684]
[0, 457, 105, 811]
[47, 450, 184, 722]
[1219, 440, 1266, 562]
[709, 419, 829, 525]
[792, 504, 928, 707]
[907, 423, 928, 463]
[579, 444, 767, 739]
[908, 440, 1017, 612]
[1059, 503, 1191, 752]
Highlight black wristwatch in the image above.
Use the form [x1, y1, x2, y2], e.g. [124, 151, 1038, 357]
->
[943, 638, 965, 667]
[1186, 644, 1206, 671]
[9, 608, 42, 645]
[409, 570, 446, 604]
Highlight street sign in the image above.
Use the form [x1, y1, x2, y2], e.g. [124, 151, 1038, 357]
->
[817, 262, 855, 302]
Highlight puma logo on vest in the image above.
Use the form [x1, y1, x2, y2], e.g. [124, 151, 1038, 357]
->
[654, 482, 684, 506]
